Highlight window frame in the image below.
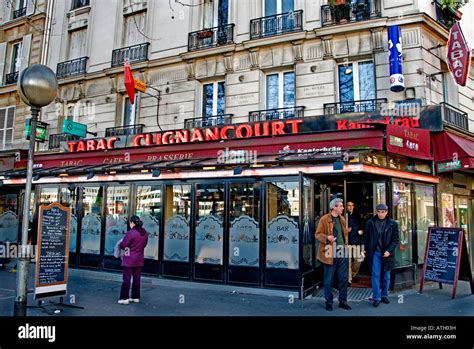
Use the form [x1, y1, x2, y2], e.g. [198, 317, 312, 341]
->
[123, 11, 147, 47]
[202, 81, 226, 118]
[265, 71, 295, 110]
[10, 42, 22, 74]
[337, 59, 376, 103]
[263, 0, 294, 16]
[122, 95, 139, 127]
[203, 0, 230, 28]
[67, 28, 88, 61]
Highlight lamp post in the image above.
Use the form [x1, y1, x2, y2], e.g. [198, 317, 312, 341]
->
[14, 64, 58, 316]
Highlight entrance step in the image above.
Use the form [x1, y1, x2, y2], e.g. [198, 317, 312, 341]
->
[313, 287, 372, 302]
[350, 275, 371, 288]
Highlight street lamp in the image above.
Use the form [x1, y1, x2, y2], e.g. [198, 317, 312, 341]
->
[14, 64, 58, 316]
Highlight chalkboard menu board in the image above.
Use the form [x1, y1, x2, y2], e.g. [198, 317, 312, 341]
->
[35, 203, 71, 299]
[420, 227, 473, 299]
[423, 228, 460, 283]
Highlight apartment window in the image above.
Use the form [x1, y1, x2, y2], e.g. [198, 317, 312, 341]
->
[203, 81, 225, 118]
[12, 0, 27, 18]
[10, 42, 22, 74]
[71, 0, 90, 11]
[123, 96, 138, 126]
[68, 29, 87, 60]
[203, 0, 229, 28]
[0, 107, 15, 150]
[266, 72, 295, 109]
[124, 12, 146, 47]
[264, 0, 293, 16]
[338, 60, 375, 104]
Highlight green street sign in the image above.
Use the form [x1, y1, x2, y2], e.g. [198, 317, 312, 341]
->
[25, 119, 48, 143]
[62, 119, 87, 138]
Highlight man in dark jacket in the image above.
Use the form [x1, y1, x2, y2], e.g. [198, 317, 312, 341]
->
[362, 204, 399, 307]
[118, 215, 148, 304]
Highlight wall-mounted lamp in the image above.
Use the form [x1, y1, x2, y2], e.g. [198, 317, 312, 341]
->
[310, 65, 317, 73]
[33, 174, 41, 181]
[152, 168, 161, 177]
[238, 75, 245, 82]
[86, 171, 94, 180]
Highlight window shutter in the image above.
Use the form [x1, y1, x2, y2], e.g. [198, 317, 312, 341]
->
[26, 0, 35, 16]
[0, 42, 7, 86]
[20, 34, 32, 72]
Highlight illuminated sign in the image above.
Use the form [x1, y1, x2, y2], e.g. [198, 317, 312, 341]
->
[66, 120, 304, 153]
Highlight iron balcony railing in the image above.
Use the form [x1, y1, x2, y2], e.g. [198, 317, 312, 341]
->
[5, 71, 19, 85]
[56, 57, 88, 79]
[440, 102, 469, 131]
[248, 106, 305, 122]
[323, 98, 387, 115]
[71, 0, 90, 11]
[111, 43, 150, 67]
[321, 0, 381, 27]
[184, 114, 233, 129]
[433, 0, 462, 29]
[250, 10, 303, 40]
[188, 24, 235, 51]
[49, 133, 81, 150]
[105, 124, 145, 137]
[12, 7, 26, 19]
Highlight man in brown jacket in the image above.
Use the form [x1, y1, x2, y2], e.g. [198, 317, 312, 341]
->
[315, 198, 351, 311]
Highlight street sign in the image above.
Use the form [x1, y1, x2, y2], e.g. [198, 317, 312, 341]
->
[62, 119, 87, 138]
[447, 22, 471, 86]
[25, 119, 48, 142]
[134, 78, 147, 93]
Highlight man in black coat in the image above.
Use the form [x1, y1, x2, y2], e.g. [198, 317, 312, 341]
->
[346, 201, 364, 283]
[362, 204, 399, 307]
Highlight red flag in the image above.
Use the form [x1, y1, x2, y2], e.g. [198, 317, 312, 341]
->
[124, 60, 135, 104]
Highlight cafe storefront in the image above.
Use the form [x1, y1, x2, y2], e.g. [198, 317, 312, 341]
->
[1, 113, 442, 297]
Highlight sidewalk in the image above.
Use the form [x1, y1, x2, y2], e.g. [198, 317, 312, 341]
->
[0, 263, 472, 317]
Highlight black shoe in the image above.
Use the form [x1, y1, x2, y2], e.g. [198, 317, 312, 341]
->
[339, 302, 352, 310]
[373, 301, 380, 307]
[325, 304, 333, 311]
[381, 297, 390, 304]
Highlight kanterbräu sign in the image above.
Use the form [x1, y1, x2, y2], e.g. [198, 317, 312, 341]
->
[447, 22, 471, 87]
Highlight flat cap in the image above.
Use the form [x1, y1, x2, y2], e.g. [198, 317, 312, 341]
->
[376, 204, 388, 211]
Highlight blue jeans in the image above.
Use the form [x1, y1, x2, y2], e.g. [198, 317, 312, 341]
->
[323, 257, 349, 305]
[371, 252, 390, 301]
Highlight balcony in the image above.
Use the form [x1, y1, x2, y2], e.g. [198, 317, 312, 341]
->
[49, 133, 81, 150]
[71, 0, 90, 10]
[323, 98, 387, 115]
[321, 0, 381, 27]
[111, 43, 150, 67]
[105, 124, 144, 137]
[12, 7, 26, 19]
[249, 106, 305, 122]
[434, 1, 462, 29]
[188, 24, 235, 52]
[56, 57, 88, 79]
[250, 10, 303, 40]
[440, 102, 468, 131]
[5, 71, 19, 85]
[184, 114, 233, 129]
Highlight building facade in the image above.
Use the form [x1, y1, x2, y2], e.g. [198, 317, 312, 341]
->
[1, 0, 473, 296]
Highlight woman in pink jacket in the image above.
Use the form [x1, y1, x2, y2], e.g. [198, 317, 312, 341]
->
[118, 215, 148, 304]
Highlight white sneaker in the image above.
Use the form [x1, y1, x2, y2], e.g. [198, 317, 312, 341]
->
[118, 299, 130, 304]
[128, 298, 140, 303]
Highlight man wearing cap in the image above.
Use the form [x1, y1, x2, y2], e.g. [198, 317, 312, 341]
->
[315, 198, 351, 311]
[362, 204, 400, 307]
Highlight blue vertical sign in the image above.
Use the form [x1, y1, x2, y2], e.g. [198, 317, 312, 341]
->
[388, 25, 405, 92]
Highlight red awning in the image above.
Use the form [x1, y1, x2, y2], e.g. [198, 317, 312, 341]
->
[432, 131, 474, 172]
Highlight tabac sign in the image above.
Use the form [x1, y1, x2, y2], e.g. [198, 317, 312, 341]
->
[447, 22, 471, 87]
